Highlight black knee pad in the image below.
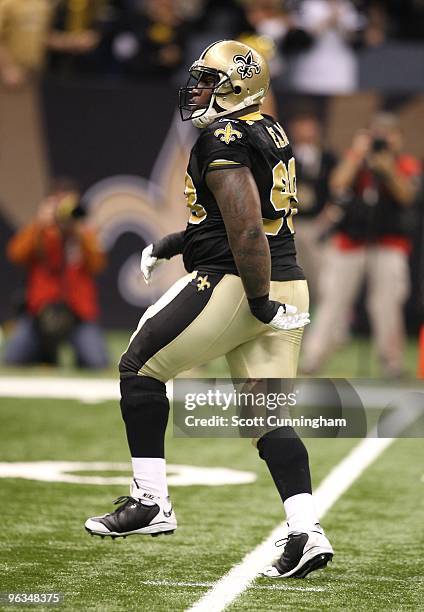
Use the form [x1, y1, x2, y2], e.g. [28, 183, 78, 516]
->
[120, 375, 169, 458]
[120, 375, 166, 416]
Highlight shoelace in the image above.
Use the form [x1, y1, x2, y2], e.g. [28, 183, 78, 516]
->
[275, 532, 313, 548]
[275, 537, 288, 548]
[111, 496, 140, 514]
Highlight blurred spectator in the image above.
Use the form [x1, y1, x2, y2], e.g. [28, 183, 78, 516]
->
[110, 0, 190, 78]
[240, 0, 293, 76]
[239, 0, 315, 78]
[290, 0, 364, 94]
[46, 0, 108, 76]
[301, 112, 422, 377]
[288, 111, 338, 302]
[174, 0, 206, 21]
[194, 0, 249, 41]
[384, 0, 424, 41]
[0, 0, 52, 88]
[361, 1, 388, 47]
[4, 179, 109, 369]
[353, 0, 424, 47]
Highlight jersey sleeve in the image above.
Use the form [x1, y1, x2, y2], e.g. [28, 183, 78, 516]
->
[196, 121, 251, 177]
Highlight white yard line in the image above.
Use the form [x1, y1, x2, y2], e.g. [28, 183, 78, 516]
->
[0, 377, 171, 403]
[0, 377, 120, 402]
[140, 580, 325, 593]
[0, 376, 422, 405]
[187, 405, 420, 612]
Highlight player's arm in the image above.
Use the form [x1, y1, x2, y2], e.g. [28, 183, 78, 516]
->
[207, 166, 270, 297]
[206, 166, 309, 330]
[330, 130, 370, 196]
[141, 231, 185, 284]
[76, 226, 107, 274]
[6, 223, 40, 265]
[368, 154, 418, 207]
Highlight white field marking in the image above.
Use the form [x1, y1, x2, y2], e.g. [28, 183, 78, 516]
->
[0, 461, 256, 487]
[0, 377, 120, 402]
[140, 580, 325, 593]
[0, 376, 422, 406]
[187, 405, 421, 612]
[0, 377, 173, 403]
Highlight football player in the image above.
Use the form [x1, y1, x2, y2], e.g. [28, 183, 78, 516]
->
[85, 40, 333, 579]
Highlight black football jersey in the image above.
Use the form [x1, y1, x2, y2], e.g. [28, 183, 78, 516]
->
[182, 112, 305, 281]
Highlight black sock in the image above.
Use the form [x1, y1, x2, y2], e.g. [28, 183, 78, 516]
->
[257, 427, 312, 503]
[120, 375, 169, 458]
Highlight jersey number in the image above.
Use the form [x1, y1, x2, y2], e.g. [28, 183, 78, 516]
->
[266, 158, 298, 235]
[266, 123, 290, 149]
[184, 172, 207, 224]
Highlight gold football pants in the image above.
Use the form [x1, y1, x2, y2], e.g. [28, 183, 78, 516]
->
[121, 271, 309, 382]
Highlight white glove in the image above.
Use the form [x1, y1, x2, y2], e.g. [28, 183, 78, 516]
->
[140, 244, 163, 285]
[268, 304, 310, 331]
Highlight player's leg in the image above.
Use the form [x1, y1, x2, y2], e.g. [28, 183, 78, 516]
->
[3, 315, 46, 365]
[226, 279, 333, 578]
[301, 246, 366, 374]
[69, 322, 109, 369]
[366, 246, 410, 377]
[226, 280, 314, 521]
[85, 271, 261, 538]
[294, 218, 324, 304]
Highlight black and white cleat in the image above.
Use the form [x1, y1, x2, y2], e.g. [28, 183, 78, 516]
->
[85, 481, 177, 539]
[262, 526, 333, 579]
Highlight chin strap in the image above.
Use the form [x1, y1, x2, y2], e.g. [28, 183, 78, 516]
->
[192, 89, 265, 129]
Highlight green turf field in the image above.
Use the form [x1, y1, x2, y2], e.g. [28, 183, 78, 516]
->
[0, 332, 422, 610]
[0, 390, 423, 611]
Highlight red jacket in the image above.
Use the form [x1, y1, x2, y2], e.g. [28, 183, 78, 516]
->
[334, 154, 422, 253]
[7, 222, 106, 321]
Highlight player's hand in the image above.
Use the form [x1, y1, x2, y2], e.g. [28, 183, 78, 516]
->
[268, 303, 310, 331]
[140, 243, 163, 285]
[248, 295, 310, 330]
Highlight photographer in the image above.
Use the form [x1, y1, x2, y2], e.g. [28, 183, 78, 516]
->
[4, 178, 109, 369]
[302, 112, 421, 377]
[288, 111, 338, 303]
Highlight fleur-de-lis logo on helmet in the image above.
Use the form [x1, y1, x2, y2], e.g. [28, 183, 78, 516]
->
[233, 50, 261, 80]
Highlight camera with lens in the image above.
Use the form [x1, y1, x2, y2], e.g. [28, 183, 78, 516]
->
[56, 194, 86, 223]
[371, 137, 389, 153]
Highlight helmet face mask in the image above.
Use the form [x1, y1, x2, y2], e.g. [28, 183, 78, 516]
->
[178, 40, 270, 128]
[178, 67, 230, 123]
